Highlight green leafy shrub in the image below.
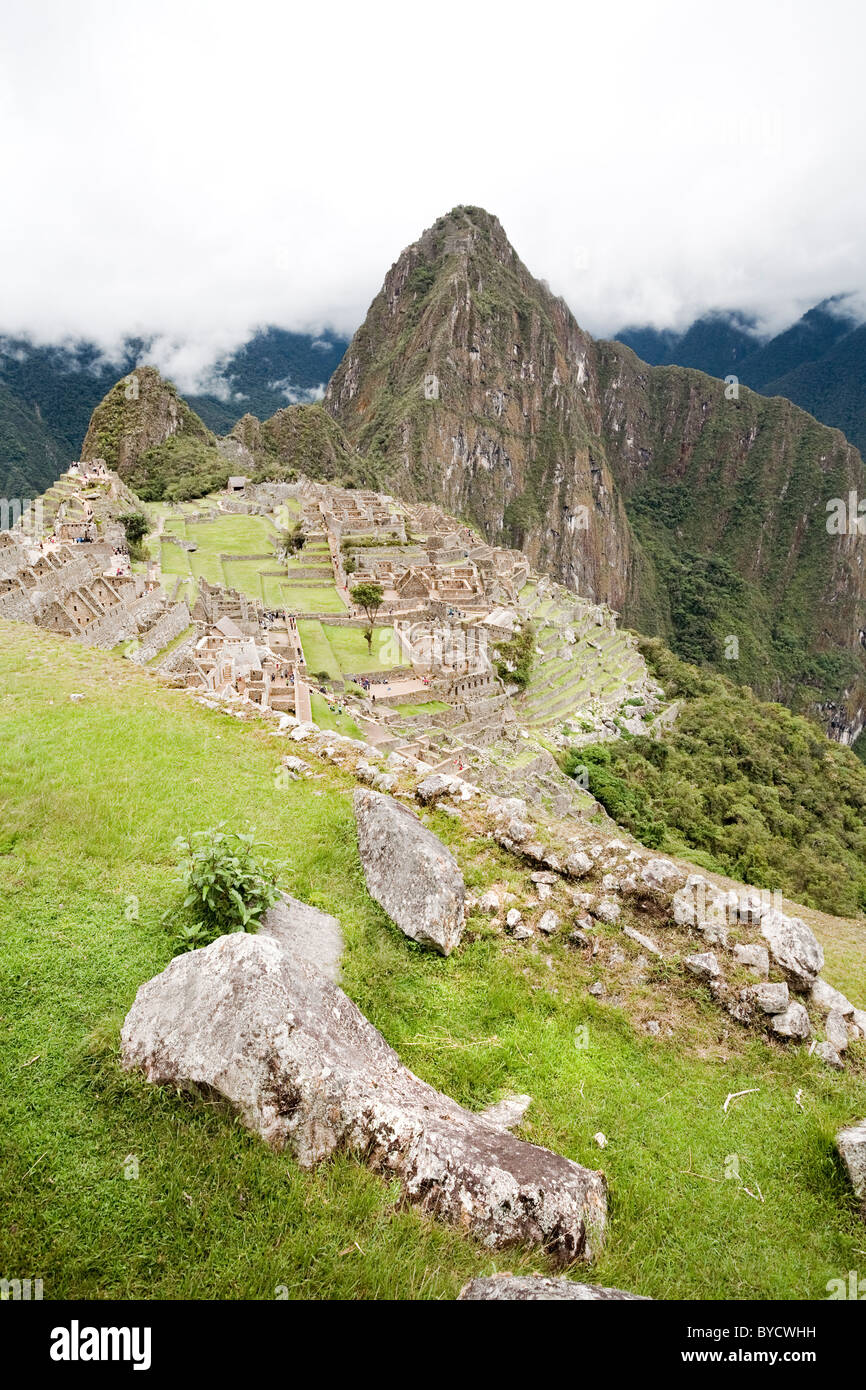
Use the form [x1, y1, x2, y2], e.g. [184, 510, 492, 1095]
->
[168, 825, 280, 950]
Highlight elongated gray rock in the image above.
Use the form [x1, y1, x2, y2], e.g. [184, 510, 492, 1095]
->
[121, 933, 607, 1261]
[458, 1275, 648, 1300]
[353, 787, 465, 954]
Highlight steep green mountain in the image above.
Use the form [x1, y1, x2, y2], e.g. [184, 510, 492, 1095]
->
[616, 298, 866, 456]
[81, 366, 227, 501]
[0, 379, 66, 505]
[229, 402, 368, 484]
[324, 206, 866, 739]
[0, 329, 350, 496]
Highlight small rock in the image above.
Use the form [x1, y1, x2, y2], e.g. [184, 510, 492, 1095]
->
[644, 1020, 661, 1036]
[733, 943, 770, 976]
[594, 898, 621, 924]
[506, 908, 522, 929]
[479, 889, 501, 913]
[537, 911, 559, 936]
[565, 850, 593, 879]
[531, 870, 558, 886]
[809, 978, 854, 1016]
[511, 922, 533, 941]
[685, 952, 721, 982]
[593, 1132, 608, 1148]
[588, 982, 604, 997]
[813, 1041, 844, 1070]
[836, 1118, 866, 1207]
[506, 817, 532, 844]
[746, 982, 790, 1014]
[623, 925, 663, 958]
[826, 1008, 850, 1053]
[769, 1000, 811, 1040]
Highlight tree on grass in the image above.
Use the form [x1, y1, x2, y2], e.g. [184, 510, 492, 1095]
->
[351, 581, 384, 652]
[117, 511, 149, 559]
[278, 522, 305, 560]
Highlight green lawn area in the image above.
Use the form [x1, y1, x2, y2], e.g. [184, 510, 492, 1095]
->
[309, 689, 362, 739]
[2, 621, 866, 1301]
[322, 625, 405, 675]
[280, 584, 346, 615]
[297, 621, 342, 681]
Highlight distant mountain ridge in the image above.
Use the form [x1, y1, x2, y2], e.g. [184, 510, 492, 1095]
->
[614, 297, 866, 456]
[0, 327, 349, 500]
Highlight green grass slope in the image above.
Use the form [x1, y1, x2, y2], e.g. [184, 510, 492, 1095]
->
[1, 622, 865, 1300]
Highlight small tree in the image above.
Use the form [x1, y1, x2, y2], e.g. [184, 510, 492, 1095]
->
[278, 522, 305, 560]
[351, 581, 384, 652]
[118, 511, 149, 557]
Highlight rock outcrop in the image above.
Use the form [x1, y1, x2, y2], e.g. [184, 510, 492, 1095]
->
[353, 787, 465, 954]
[458, 1274, 648, 1300]
[836, 1119, 866, 1212]
[121, 933, 607, 1261]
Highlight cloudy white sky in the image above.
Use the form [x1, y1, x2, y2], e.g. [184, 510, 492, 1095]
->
[2, 0, 865, 388]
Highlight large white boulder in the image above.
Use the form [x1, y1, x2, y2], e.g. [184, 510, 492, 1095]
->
[121, 934, 608, 1261]
[760, 910, 824, 991]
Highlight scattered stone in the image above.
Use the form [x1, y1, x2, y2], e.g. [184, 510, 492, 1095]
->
[353, 788, 465, 955]
[644, 1020, 661, 1036]
[479, 889, 500, 914]
[594, 898, 621, 924]
[588, 982, 604, 997]
[69, 693, 86, 702]
[506, 817, 532, 844]
[506, 908, 522, 929]
[826, 1008, 850, 1053]
[593, 1132, 608, 1148]
[809, 978, 854, 1016]
[458, 1275, 648, 1301]
[836, 1119, 866, 1209]
[769, 1000, 811, 1040]
[258, 892, 344, 983]
[479, 1093, 532, 1131]
[685, 952, 721, 982]
[415, 773, 457, 805]
[511, 922, 533, 941]
[735, 890, 768, 923]
[564, 850, 593, 879]
[537, 911, 559, 936]
[569, 929, 591, 949]
[760, 910, 824, 991]
[280, 754, 312, 777]
[607, 946, 626, 966]
[531, 871, 558, 886]
[570, 889, 594, 910]
[535, 883, 552, 902]
[745, 982, 789, 1014]
[623, 925, 663, 958]
[122, 934, 607, 1259]
[733, 943, 770, 976]
[813, 1041, 844, 1070]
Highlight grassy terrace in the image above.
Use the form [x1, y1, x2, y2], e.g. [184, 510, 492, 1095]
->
[1, 621, 865, 1299]
[297, 622, 406, 681]
[150, 507, 345, 615]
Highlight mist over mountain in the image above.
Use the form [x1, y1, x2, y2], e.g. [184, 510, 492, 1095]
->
[615, 297, 866, 456]
[0, 327, 349, 499]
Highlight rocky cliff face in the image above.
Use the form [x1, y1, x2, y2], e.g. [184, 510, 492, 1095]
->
[325, 206, 866, 740]
[325, 207, 633, 611]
